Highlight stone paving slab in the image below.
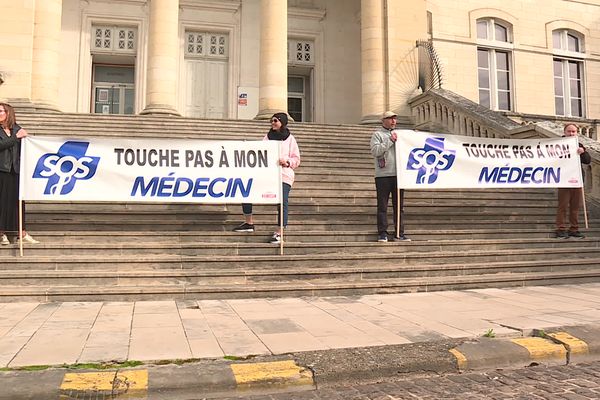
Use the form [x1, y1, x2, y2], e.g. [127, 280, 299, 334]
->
[9, 328, 90, 367]
[129, 326, 192, 361]
[0, 284, 599, 367]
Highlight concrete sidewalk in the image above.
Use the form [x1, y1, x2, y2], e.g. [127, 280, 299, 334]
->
[2, 284, 600, 399]
[2, 283, 600, 367]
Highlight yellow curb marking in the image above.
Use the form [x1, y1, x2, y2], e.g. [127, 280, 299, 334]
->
[230, 360, 313, 386]
[60, 370, 148, 399]
[548, 332, 589, 355]
[449, 348, 467, 370]
[511, 337, 566, 360]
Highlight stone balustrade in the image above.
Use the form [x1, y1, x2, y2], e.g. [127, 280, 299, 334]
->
[505, 113, 599, 141]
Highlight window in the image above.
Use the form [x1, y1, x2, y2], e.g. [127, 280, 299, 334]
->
[553, 30, 585, 117]
[287, 39, 314, 122]
[287, 40, 314, 65]
[92, 26, 136, 54]
[476, 18, 513, 111]
[185, 32, 228, 59]
[477, 19, 510, 42]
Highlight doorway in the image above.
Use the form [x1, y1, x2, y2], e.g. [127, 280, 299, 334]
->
[184, 31, 229, 119]
[185, 59, 228, 118]
[288, 74, 311, 122]
[92, 65, 135, 114]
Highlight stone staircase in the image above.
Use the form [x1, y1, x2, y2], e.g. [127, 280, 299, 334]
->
[1, 113, 599, 302]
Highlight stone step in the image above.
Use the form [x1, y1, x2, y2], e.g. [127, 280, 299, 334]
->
[24, 212, 592, 225]
[9, 112, 597, 301]
[21, 219, 565, 235]
[2, 245, 598, 270]
[1, 240, 598, 261]
[23, 189, 558, 206]
[18, 112, 371, 125]
[0, 257, 597, 287]
[23, 126, 374, 147]
[22, 192, 563, 210]
[23, 210, 578, 227]
[292, 188, 557, 199]
[286, 159, 373, 166]
[3, 228, 594, 244]
[27, 192, 557, 208]
[19, 114, 382, 134]
[23, 219, 571, 232]
[24, 203, 560, 217]
[1, 236, 597, 257]
[0, 268, 598, 302]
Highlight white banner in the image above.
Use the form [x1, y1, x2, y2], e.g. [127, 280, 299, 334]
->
[20, 136, 282, 203]
[395, 130, 583, 189]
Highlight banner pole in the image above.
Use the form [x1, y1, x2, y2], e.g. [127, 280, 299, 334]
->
[582, 186, 589, 229]
[393, 135, 400, 240]
[278, 145, 284, 256]
[280, 197, 284, 255]
[396, 187, 401, 239]
[18, 200, 23, 257]
[18, 137, 26, 258]
[574, 134, 589, 230]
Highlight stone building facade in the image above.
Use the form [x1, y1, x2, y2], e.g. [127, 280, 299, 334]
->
[1, 0, 599, 124]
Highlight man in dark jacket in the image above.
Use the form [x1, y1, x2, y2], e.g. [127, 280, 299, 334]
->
[555, 123, 591, 239]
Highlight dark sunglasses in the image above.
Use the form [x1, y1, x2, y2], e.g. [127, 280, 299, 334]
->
[270, 118, 280, 123]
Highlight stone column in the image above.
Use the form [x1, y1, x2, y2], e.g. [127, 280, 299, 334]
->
[256, 0, 288, 120]
[0, 0, 35, 109]
[141, 0, 180, 115]
[387, 0, 426, 116]
[360, 0, 386, 123]
[32, 0, 62, 112]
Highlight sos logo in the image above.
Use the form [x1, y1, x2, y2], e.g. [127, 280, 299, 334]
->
[406, 137, 456, 184]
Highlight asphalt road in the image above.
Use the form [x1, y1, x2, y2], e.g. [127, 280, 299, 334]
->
[216, 360, 600, 400]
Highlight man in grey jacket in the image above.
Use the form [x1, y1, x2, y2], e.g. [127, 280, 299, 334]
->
[370, 111, 410, 242]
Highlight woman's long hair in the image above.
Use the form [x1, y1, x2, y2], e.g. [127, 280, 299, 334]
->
[0, 103, 16, 130]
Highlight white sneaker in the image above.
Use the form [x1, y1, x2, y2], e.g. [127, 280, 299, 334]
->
[17, 234, 40, 244]
[0, 234, 8, 245]
[269, 233, 282, 244]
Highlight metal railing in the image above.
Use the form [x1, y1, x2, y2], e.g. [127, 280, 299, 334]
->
[416, 40, 443, 92]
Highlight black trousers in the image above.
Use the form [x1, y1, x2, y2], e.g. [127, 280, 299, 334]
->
[375, 176, 404, 235]
[0, 171, 25, 234]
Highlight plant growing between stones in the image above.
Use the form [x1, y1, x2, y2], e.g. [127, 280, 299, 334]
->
[0, 360, 144, 372]
[483, 328, 496, 338]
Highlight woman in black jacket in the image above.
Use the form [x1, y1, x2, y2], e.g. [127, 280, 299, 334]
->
[0, 103, 39, 245]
